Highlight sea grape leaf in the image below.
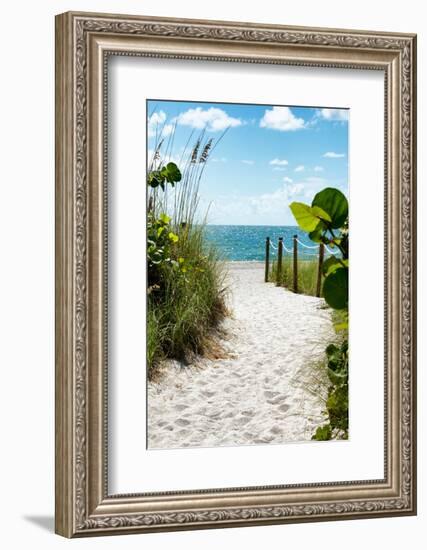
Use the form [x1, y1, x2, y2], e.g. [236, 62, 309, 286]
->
[311, 205, 332, 223]
[308, 221, 326, 243]
[147, 170, 164, 188]
[326, 343, 339, 357]
[312, 187, 348, 229]
[322, 256, 343, 276]
[161, 162, 182, 184]
[328, 368, 348, 386]
[289, 202, 322, 232]
[323, 266, 348, 310]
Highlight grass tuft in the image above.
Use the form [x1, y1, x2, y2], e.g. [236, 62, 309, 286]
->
[269, 257, 320, 297]
[147, 127, 228, 378]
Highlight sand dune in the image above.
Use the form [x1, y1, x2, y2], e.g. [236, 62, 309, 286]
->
[147, 262, 335, 449]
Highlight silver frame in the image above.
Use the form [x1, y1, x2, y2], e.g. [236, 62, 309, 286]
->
[55, 11, 417, 537]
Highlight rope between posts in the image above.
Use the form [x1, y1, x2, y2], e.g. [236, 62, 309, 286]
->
[295, 238, 318, 249]
[296, 237, 338, 256]
[269, 237, 339, 257]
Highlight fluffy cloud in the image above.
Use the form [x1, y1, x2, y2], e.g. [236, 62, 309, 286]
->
[242, 160, 255, 165]
[283, 177, 293, 183]
[318, 108, 349, 122]
[314, 165, 324, 172]
[323, 152, 346, 158]
[269, 158, 289, 166]
[260, 107, 305, 131]
[204, 176, 331, 225]
[147, 111, 174, 138]
[175, 107, 242, 132]
[294, 165, 305, 172]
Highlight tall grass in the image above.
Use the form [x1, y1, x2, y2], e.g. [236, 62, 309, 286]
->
[147, 123, 228, 377]
[269, 257, 320, 297]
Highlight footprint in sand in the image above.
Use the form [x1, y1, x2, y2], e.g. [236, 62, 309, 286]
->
[175, 418, 191, 427]
[234, 416, 251, 426]
[267, 395, 287, 405]
[264, 390, 279, 399]
[270, 425, 282, 435]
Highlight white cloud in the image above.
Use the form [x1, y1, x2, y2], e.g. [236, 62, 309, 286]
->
[314, 165, 324, 172]
[318, 108, 349, 122]
[242, 160, 255, 165]
[175, 107, 242, 132]
[211, 157, 227, 163]
[323, 151, 346, 158]
[260, 107, 305, 131]
[204, 175, 333, 225]
[294, 165, 305, 172]
[269, 158, 289, 166]
[283, 177, 293, 183]
[148, 110, 174, 138]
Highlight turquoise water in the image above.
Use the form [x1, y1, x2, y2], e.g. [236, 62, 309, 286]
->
[205, 225, 323, 262]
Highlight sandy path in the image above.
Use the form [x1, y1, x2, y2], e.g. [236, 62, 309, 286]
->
[147, 262, 335, 449]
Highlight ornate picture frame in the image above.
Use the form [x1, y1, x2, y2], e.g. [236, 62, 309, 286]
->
[55, 11, 417, 537]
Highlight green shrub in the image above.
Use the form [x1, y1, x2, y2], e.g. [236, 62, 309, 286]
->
[146, 132, 228, 377]
[290, 187, 349, 440]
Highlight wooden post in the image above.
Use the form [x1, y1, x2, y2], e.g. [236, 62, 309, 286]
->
[276, 237, 283, 285]
[264, 237, 270, 282]
[293, 235, 298, 293]
[316, 243, 325, 297]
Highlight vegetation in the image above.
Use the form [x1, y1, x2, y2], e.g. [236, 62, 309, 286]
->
[290, 187, 349, 440]
[270, 257, 319, 297]
[147, 130, 227, 378]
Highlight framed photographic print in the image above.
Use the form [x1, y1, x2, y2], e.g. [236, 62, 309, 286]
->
[55, 11, 417, 537]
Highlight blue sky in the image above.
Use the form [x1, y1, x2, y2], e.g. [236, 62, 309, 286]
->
[147, 100, 348, 226]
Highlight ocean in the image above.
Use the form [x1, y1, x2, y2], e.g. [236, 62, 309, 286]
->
[204, 225, 324, 262]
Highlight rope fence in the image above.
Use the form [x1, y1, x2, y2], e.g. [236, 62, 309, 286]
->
[264, 234, 337, 297]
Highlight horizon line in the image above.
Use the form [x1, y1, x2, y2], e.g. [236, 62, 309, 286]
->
[205, 223, 299, 227]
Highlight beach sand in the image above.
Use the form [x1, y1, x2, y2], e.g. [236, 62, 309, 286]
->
[147, 261, 335, 449]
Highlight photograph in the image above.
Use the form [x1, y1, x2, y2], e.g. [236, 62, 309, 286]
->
[53, 9, 416, 538]
[146, 99, 349, 449]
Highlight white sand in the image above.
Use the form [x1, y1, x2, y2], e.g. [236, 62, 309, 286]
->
[147, 262, 335, 449]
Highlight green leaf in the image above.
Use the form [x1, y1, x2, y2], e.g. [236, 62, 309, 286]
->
[312, 424, 332, 441]
[311, 205, 332, 223]
[289, 202, 322, 232]
[161, 162, 182, 184]
[168, 232, 179, 243]
[147, 170, 164, 188]
[312, 187, 348, 229]
[328, 367, 348, 385]
[159, 213, 171, 224]
[326, 343, 339, 357]
[308, 221, 326, 243]
[323, 267, 348, 310]
[322, 256, 342, 276]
